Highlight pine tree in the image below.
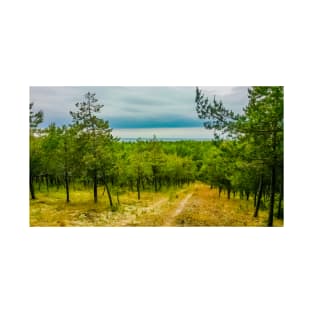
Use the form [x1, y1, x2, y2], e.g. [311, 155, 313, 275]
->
[245, 87, 283, 226]
[70, 92, 113, 204]
[29, 103, 44, 199]
[195, 86, 283, 226]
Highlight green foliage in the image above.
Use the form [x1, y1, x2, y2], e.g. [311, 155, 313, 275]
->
[30, 88, 283, 226]
[195, 86, 284, 225]
[30, 102, 45, 199]
[70, 92, 113, 171]
[195, 87, 240, 137]
[30, 102, 43, 130]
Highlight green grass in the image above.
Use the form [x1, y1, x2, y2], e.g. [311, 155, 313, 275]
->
[30, 183, 283, 227]
[30, 187, 173, 226]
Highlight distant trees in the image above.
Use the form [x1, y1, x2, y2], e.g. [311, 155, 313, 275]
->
[128, 140, 151, 200]
[34, 124, 75, 202]
[30, 92, 198, 207]
[195, 86, 284, 226]
[147, 136, 166, 192]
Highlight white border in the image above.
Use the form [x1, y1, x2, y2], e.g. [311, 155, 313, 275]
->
[1, 1, 312, 313]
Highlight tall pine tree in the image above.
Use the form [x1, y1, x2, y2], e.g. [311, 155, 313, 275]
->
[29, 103, 44, 199]
[195, 86, 283, 226]
[70, 92, 113, 203]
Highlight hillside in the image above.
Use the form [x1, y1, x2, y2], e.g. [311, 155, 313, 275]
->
[30, 182, 283, 227]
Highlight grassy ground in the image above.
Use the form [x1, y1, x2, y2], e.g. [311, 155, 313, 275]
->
[173, 184, 283, 226]
[30, 182, 283, 226]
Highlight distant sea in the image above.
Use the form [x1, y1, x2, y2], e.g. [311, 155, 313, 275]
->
[112, 127, 214, 141]
[119, 138, 212, 142]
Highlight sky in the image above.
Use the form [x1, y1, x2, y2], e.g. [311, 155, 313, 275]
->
[30, 86, 249, 138]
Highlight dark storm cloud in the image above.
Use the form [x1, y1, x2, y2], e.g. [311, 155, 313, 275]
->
[30, 86, 249, 128]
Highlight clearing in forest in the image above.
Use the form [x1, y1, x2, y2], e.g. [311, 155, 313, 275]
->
[30, 182, 283, 226]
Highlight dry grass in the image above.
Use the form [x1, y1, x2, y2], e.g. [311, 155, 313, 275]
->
[30, 183, 283, 227]
[30, 187, 174, 226]
[173, 183, 283, 227]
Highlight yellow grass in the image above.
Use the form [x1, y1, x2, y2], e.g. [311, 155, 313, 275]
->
[30, 183, 283, 227]
[30, 188, 166, 226]
[173, 184, 283, 226]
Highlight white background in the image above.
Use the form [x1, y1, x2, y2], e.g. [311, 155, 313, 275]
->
[0, 0, 312, 312]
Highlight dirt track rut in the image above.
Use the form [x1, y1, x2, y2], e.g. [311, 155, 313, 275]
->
[164, 193, 193, 226]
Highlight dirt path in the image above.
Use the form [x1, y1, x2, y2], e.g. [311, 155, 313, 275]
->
[164, 193, 193, 226]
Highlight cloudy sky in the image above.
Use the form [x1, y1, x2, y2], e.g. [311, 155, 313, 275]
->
[30, 86, 249, 138]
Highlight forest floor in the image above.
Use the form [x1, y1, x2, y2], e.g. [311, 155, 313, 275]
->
[30, 182, 283, 227]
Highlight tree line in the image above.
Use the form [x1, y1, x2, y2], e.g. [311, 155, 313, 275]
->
[195, 86, 283, 226]
[30, 87, 283, 226]
[30, 93, 198, 205]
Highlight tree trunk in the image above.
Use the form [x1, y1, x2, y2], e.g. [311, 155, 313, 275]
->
[93, 171, 98, 203]
[152, 166, 158, 192]
[104, 181, 113, 207]
[240, 191, 243, 200]
[268, 129, 278, 227]
[227, 188, 231, 200]
[254, 175, 264, 217]
[137, 177, 141, 200]
[46, 174, 49, 192]
[218, 186, 222, 198]
[277, 167, 284, 219]
[268, 165, 276, 226]
[246, 191, 250, 201]
[277, 189, 283, 219]
[30, 175, 36, 200]
[65, 171, 70, 203]
[116, 191, 120, 205]
[56, 177, 60, 191]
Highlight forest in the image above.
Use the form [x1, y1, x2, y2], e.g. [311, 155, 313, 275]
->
[30, 87, 283, 226]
